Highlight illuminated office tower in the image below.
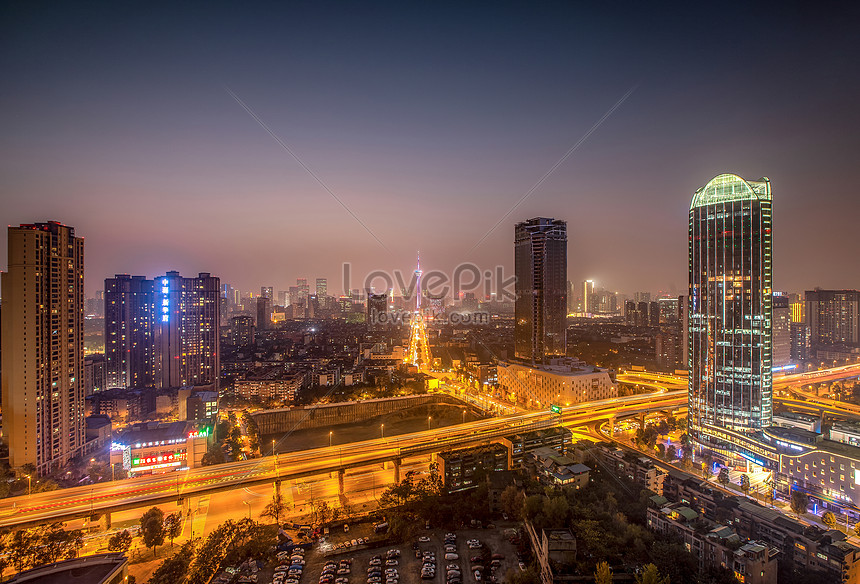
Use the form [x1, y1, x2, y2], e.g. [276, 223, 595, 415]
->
[582, 280, 594, 314]
[805, 289, 860, 349]
[1, 222, 85, 473]
[514, 217, 567, 363]
[688, 174, 773, 449]
[156, 272, 220, 390]
[297, 278, 309, 302]
[316, 278, 327, 308]
[104, 275, 157, 390]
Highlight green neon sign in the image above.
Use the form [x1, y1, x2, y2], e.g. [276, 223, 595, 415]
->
[550, 404, 562, 414]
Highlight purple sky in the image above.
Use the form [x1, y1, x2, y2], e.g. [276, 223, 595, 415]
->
[2, 2, 859, 298]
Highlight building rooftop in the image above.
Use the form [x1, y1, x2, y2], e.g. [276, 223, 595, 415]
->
[8, 552, 126, 583]
[542, 528, 575, 541]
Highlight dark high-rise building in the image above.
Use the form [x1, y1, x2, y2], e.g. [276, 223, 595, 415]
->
[688, 174, 773, 449]
[772, 294, 791, 367]
[230, 315, 255, 346]
[256, 296, 272, 331]
[514, 217, 567, 363]
[156, 272, 220, 389]
[260, 286, 273, 300]
[805, 289, 860, 349]
[790, 322, 811, 363]
[105, 275, 157, 390]
[366, 291, 388, 331]
[1, 222, 85, 473]
[84, 354, 106, 396]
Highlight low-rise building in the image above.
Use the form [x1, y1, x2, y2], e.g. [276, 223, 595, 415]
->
[234, 367, 308, 404]
[436, 443, 509, 493]
[7, 552, 128, 583]
[528, 446, 590, 488]
[593, 443, 665, 495]
[646, 502, 778, 584]
[497, 358, 616, 410]
[502, 427, 572, 468]
[110, 421, 212, 476]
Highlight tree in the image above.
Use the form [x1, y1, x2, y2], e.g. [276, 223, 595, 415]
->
[500, 485, 524, 520]
[260, 491, 286, 525]
[790, 490, 809, 516]
[201, 443, 225, 466]
[655, 443, 666, 460]
[822, 510, 838, 529]
[164, 513, 182, 547]
[853, 522, 860, 538]
[140, 507, 165, 557]
[740, 474, 750, 495]
[594, 561, 613, 584]
[717, 467, 729, 486]
[541, 496, 569, 528]
[107, 530, 133, 552]
[148, 541, 194, 584]
[522, 494, 544, 521]
[635, 563, 670, 584]
[701, 462, 712, 480]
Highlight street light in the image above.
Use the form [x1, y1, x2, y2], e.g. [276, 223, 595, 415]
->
[26, 475, 31, 496]
[381, 424, 385, 439]
[243, 500, 251, 521]
[329, 431, 333, 448]
[428, 416, 432, 430]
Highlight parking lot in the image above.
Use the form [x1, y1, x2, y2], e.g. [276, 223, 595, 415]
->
[256, 526, 521, 584]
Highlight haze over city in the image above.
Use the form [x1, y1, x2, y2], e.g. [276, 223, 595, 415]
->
[3, 2, 859, 295]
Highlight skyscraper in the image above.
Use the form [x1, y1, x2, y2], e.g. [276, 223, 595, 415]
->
[105, 275, 157, 390]
[514, 217, 567, 363]
[688, 174, 773, 449]
[1, 222, 85, 473]
[156, 272, 220, 389]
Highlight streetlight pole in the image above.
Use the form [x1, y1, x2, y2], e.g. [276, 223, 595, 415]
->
[329, 431, 333, 448]
[428, 416, 432, 431]
[381, 424, 385, 439]
[244, 500, 251, 521]
[26, 475, 31, 497]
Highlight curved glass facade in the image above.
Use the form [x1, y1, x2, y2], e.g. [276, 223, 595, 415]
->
[688, 174, 773, 449]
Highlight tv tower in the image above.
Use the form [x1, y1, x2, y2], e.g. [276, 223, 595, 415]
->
[406, 252, 432, 368]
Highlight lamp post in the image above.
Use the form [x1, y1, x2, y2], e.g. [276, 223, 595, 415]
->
[462, 410, 466, 424]
[26, 475, 31, 497]
[243, 500, 251, 521]
[428, 416, 432, 431]
[381, 424, 385, 439]
[329, 431, 333, 448]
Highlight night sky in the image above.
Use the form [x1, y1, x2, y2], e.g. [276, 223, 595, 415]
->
[2, 2, 859, 297]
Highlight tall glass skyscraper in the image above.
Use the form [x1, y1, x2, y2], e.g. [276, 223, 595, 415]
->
[688, 174, 773, 450]
[514, 217, 567, 364]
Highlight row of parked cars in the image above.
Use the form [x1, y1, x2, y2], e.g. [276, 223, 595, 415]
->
[273, 547, 307, 584]
[319, 557, 352, 584]
[331, 537, 370, 551]
[366, 549, 400, 584]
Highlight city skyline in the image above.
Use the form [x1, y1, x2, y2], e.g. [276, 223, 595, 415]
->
[3, 3, 859, 296]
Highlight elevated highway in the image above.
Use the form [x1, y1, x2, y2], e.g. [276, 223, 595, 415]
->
[0, 391, 686, 529]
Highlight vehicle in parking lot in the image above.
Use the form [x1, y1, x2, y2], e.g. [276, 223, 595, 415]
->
[445, 553, 459, 561]
[418, 536, 430, 542]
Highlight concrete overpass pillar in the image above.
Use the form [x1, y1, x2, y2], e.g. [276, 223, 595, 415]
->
[609, 417, 615, 439]
[338, 469, 345, 496]
[639, 412, 646, 429]
[100, 512, 112, 530]
[393, 459, 401, 484]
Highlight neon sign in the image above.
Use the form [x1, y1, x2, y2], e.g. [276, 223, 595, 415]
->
[161, 278, 170, 322]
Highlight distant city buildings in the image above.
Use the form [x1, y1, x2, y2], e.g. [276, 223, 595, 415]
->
[514, 217, 567, 363]
[1, 222, 86, 473]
